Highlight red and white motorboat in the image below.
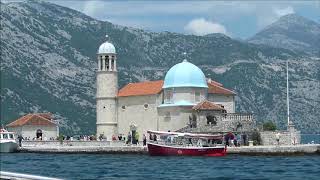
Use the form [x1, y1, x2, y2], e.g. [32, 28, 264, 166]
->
[147, 130, 227, 156]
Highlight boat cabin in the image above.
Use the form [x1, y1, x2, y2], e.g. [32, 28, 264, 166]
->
[147, 130, 224, 147]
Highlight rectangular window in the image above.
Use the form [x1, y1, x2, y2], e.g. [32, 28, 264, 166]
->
[195, 91, 200, 103]
[164, 89, 173, 103]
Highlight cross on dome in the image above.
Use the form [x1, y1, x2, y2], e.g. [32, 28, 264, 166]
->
[97, 34, 116, 54]
[183, 52, 188, 62]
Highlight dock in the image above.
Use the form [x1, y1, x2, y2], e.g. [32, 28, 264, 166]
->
[19, 146, 148, 154]
[17, 141, 320, 155]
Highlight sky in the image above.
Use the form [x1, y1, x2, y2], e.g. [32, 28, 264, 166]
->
[5, 0, 320, 39]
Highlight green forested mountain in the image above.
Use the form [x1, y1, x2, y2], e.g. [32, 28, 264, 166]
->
[1, 1, 319, 134]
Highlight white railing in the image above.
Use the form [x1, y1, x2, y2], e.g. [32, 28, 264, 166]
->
[220, 113, 253, 122]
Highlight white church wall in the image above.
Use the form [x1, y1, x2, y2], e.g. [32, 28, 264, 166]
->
[207, 94, 235, 113]
[173, 87, 207, 104]
[157, 107, 192, 131]
[117, 95, 158, 141]
[8, 125, 58, 140]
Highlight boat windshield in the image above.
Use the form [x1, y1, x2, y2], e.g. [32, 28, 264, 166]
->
[2, 133, 9, 139]
[1, 133, 15, 140]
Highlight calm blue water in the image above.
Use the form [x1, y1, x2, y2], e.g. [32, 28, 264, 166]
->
[301, 134, 320, 144]
[1, 153, 320, 180]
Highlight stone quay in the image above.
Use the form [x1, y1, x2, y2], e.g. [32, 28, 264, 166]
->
[17, 141, 320, 155]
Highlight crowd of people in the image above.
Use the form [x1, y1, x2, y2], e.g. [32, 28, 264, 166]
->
[15, 131, 252, 148]
[97, 132, 148, 146]
[224, 132, 247, 147]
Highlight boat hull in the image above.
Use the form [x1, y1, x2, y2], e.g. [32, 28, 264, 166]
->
[147, 143, 226, 156]
[0, 142, 18, 153]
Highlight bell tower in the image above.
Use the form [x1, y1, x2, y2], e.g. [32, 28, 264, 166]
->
[96, 35, 118, 139]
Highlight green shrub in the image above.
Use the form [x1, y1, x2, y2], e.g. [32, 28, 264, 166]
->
[263, 121, 277, 131]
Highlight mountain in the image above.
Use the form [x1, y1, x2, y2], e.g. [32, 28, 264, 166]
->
[248, 14, 320, 56]
[1, 1, 319, 134]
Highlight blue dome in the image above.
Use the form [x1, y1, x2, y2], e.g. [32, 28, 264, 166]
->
[163, 60, 208, 89]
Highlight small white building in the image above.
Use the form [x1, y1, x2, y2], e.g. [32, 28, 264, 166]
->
[6, 113, 58, 140]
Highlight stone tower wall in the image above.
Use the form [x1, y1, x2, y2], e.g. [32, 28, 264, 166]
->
[96, 54, 118, 139]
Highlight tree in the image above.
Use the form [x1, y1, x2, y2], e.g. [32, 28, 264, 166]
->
[251, 130, 261, 145]
[263, 121, 277, 131]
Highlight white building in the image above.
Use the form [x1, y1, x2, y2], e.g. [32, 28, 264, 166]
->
[6, 113, 58, 140]
[96, 36, 254, 140]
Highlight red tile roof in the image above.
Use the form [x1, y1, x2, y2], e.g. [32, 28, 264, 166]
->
[118, 80, 164, 97]
[117, 79, 235, 97]
[6, 113, 56, 127]
[208, 79, 223, 87]
[193, 100, 225, 111]
[207, 81, 236, 95]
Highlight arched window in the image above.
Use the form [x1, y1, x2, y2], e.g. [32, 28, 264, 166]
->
[121, 105, 126, 110]
[206, 115, 217, 125]
[105, 56, 109, 70]
[111, 56, 115, 71]
[100, 58, 103, 70]
[110, 59, 114, 71]
[144, 103, 149, 109]
[36, 129, 43, 139]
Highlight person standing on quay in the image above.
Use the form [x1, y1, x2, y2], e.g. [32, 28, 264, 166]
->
[17, 134, 23, 147]
[127, 132, 132, 145]
[276, 132, 280, 145]
[135, 132, 139, 145]
[143, 134, 147, 146]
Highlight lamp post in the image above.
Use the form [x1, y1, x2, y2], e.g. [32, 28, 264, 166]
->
[286, 60, 290, 127]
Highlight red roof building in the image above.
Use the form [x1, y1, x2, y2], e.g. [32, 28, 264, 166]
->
[118, 80, 164, 97]
[6, 113, 56, 127]
[207, 80, 236, 95]
[193, 100, 226, 111]
[117, 79, 235, 97]
[6, 113, 58, 140]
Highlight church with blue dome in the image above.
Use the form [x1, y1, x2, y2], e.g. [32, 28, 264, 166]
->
[96, 36, 255, 140]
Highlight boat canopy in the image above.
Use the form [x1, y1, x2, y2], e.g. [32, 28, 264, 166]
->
[0, 129, 15, 134]
[147, 130, 223, 140]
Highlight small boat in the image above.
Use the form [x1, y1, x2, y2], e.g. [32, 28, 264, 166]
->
[147, 130, 227, 156]
[0, 128, 18, 153]
[0, 171, 62, 180]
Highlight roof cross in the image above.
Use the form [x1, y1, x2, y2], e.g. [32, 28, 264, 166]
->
[183, 52, 187, 62]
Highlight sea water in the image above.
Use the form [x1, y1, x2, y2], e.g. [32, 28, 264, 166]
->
[301, 134, 320, 144]
[1, 153, 320, 179]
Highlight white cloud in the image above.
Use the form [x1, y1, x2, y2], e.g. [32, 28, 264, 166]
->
[82, 1, 104, 17]
[50, 1, 318, 38]
[256, 6, 295, 29]
[184, 18, 227, 36]
[274, 6, 295, 17]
